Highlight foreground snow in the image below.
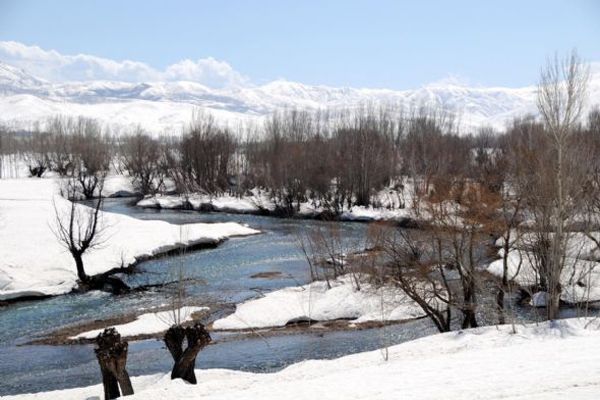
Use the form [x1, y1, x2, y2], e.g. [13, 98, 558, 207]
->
[9, 318, 600, 399]
[0, 178, 259, 301]
[70, 306, 209, 340]
[212, 274, 424, 330]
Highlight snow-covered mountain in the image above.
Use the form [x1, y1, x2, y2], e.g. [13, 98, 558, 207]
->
[0, 61, 598, 134]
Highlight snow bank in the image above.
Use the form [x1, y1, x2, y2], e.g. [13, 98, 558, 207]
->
[495, 231, 600, 261]
[212, 274, 424, 330]
[138, 192, 266, 214]
[487, 249, 600, 303]
[0, 178, 259, 301]
[102, 174, 139, 197]
[70, 306, 209, 339]
[138, 187, 412, 222]
[8, 318, 600, 399]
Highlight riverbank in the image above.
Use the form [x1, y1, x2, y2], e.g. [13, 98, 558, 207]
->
[0, 178, 260, 302]
[212, 274, 425, 331]
[137, 189, 419, 225]
[32, 274, 426, 345]
[7, 318, 600, 400]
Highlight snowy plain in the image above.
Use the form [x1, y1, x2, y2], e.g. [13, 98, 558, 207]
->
[7, 318, 600, 399]
[0, 177, 259, 301]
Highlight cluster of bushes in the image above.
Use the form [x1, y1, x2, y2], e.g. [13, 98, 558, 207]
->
[3, 104, 599, 214]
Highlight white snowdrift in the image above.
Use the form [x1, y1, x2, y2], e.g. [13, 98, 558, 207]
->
[70, 306, 209, 339]
[9, 318, 600, 399]
[487, 248, 600, 304]
[0, 178, 259, 301]
[212, 274, 424, 330]
[138, 188, 412, 222]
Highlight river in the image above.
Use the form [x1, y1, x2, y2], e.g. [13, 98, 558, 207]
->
[0, 198, 439, 396]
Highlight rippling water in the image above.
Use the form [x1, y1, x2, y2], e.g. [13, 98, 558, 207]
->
[2, 199, 432, 396]
[2, 199, 593, 396]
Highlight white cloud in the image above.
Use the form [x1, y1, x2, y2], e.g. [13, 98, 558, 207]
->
[0, 41, 247, 88]
[165, 58, 246, 87]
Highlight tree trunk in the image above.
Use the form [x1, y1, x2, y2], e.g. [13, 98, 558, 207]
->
[73, 252, 88, 283]
[95, 328, 134, 399]
[547, 282, 562, 320]
[164, 323, 211, 384]
[496, 288, 506, 325]
[497, 238, 511, 325]
[461, 309, 478, 329]
[461, 271, 478, 329]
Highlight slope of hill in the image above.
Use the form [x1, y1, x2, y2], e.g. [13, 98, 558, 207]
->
[0, 61, 598, 134]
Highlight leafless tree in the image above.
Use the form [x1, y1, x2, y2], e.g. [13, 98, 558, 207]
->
[71, 118, 111, 199]
[119, 128, 166, 195]
[176, 113, 236, 195]
[52, 178, 106, 283]
[22, 125, 51, 177]
[535, 49, 590, 319]
[298, 222, 352, 288]
[46, 116, 75, 176]
[94, 328, 134, 399]
[0, 126, 19, 179]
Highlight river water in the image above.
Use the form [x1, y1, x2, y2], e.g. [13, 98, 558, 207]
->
[2, 199, 592, 396]
[0, 199, 440, 396]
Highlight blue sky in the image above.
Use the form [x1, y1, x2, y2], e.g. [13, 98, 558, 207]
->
[0, 0, 598, 89]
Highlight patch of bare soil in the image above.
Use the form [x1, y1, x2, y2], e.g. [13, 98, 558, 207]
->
[29, 305, 213, 346]
[250, 271, 283, 279]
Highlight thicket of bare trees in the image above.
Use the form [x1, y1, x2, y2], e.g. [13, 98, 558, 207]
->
[367, 50, 594, 330]
[292, 51, 594, 332]
[118, 128, 166, 195]
[17, 116, 112, 199]
[177, 114, 236, 195]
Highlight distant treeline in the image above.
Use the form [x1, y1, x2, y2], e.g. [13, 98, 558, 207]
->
[1, 105, 599, 213]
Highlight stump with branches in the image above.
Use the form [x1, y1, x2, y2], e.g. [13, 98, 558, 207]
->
[94, 328, 134, 399]
[164, 323, 211, 384]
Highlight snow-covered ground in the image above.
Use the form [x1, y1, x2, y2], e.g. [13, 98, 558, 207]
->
[488, 232, 600, 304]
[212, 274, 424, 330]
[487, 249, 600, 304]
[0, 178, 259, 301]
[8, 318, 600, 399]
[70, 306, 209, 339]
[138, 188, 412, 222]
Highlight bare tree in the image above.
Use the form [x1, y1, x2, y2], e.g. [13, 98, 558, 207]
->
[535, 49, 590, 319]
[160, 226, 212, 384]
[22, 126, 51, 178]
[71, 118, 111, 199]
[177, 113, 236, 195]
[52, 178, 106, 283]
[47, 116, 75, 176]
[119, 128, 165, 195]
[0, 126, 19, 179]
[94, 328, 134, 399]
[377, 224, 453, 333]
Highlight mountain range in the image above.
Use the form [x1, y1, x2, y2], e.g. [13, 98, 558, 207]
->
[0, 61, 598, 135]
